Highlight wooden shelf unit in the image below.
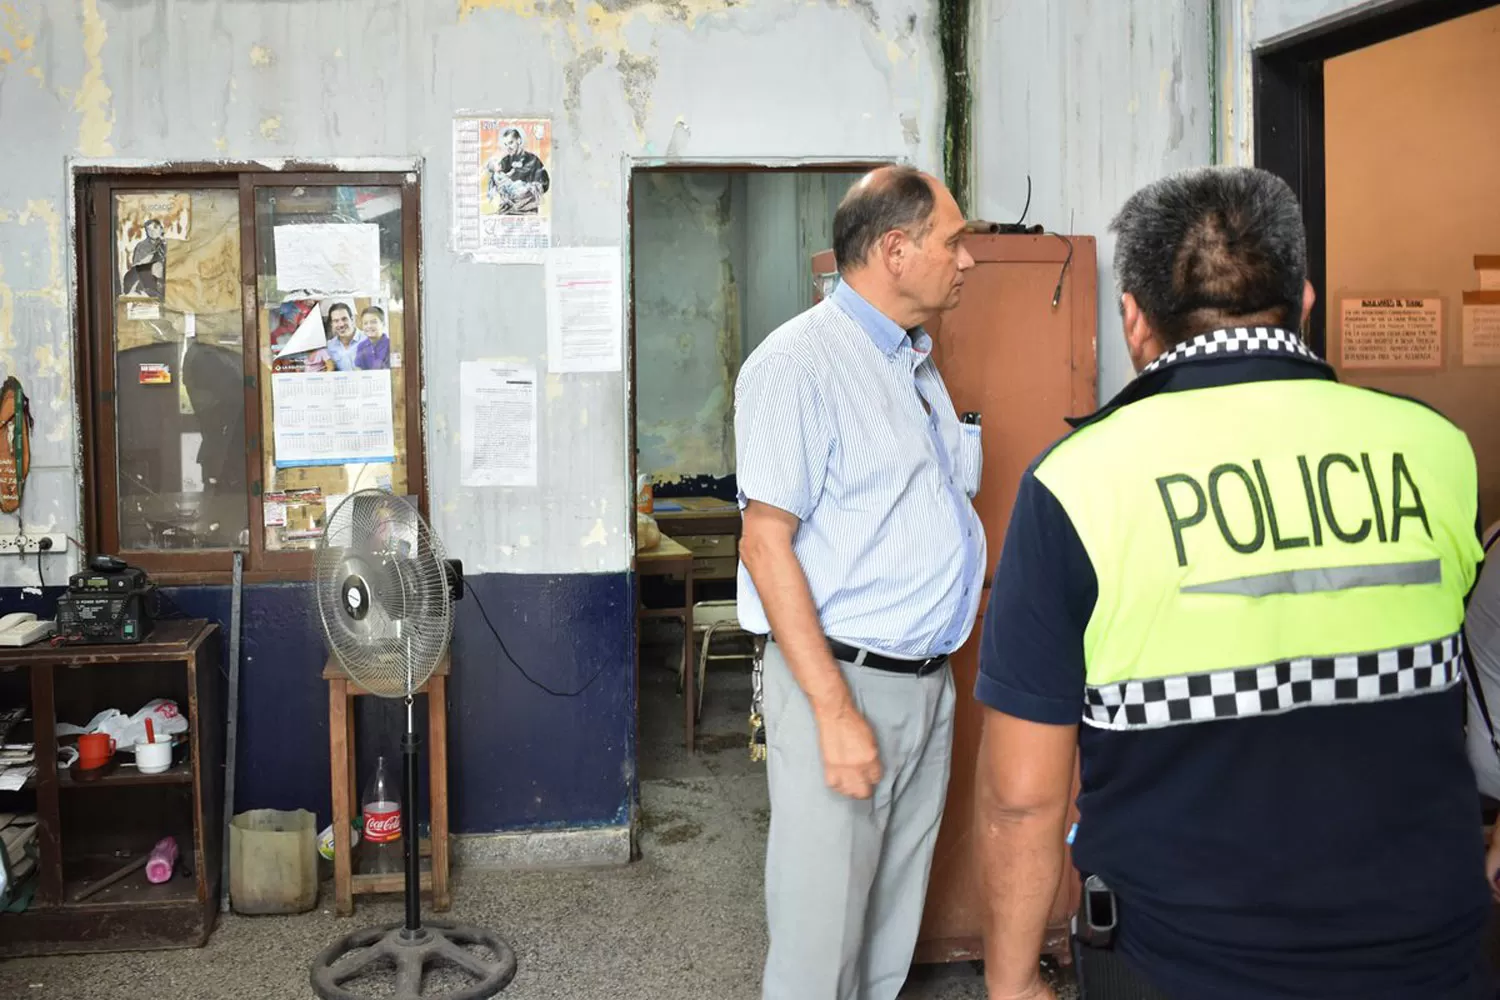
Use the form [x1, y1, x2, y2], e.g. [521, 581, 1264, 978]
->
[0, 619, 224, 956]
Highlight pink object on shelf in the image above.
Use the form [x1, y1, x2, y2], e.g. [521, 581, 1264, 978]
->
[146, 836, 179, 884]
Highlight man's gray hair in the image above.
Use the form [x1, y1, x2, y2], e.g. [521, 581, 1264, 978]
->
[832, 167, 935, 272]
[1110, 166, 1308, 344]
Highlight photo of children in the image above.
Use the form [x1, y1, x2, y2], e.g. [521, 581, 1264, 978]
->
[268, 298, 397, 374]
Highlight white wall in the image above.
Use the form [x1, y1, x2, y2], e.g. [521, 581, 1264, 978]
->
[0, 0, 941, 585]
[1218, 0, 1376, 165]
[973, 0, 1214, 398]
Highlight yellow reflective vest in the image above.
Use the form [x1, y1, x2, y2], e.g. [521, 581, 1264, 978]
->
[1037, 334, 1482, 730]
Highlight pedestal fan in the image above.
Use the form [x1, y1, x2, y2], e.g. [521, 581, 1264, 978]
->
[309, 489, 516, 1000]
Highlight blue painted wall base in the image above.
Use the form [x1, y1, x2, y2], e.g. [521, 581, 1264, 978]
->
[0, 571, 635, 836]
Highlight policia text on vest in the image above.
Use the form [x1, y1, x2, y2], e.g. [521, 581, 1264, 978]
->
[1157, 451, 1430, 568]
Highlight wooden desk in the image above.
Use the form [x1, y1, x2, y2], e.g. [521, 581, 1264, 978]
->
[637, 536, 696, 751]
[652, 496, 741, 538]
[652, 497, 741, 583]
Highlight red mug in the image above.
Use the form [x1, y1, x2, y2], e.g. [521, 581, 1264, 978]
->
[78, 733, 115, 769]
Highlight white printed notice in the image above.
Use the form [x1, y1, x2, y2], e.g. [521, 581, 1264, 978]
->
[460, 362, 538, 487]
[1462, 300, 1500, 366]
[272, 370, 396, 468]
[1339, 297, 1443, 370]
[273, 224, 381, 296]
[546, 247, 623, 373]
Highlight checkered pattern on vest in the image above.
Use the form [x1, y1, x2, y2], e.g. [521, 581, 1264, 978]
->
[1140, 326, 1321, 376]
[1083, 633, 1464, 731]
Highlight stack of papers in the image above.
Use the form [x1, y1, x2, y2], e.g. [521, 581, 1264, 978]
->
[0, 706, 35, 791]
[1, 811, 38, 902]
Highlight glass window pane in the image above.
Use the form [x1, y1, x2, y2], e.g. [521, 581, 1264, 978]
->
[253, 185, 409, 552]
[113, 189, 248, 551]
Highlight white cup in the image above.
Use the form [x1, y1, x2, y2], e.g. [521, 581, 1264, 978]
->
[135, 737, 173, 774]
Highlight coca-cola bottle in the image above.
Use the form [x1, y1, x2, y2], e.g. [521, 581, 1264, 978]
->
[360, 755, 402, 874]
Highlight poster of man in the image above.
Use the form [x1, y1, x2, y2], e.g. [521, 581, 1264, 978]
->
[116, 193, 191, 301]
[483, 125, 551, 215]
[451, 114, 553, 263]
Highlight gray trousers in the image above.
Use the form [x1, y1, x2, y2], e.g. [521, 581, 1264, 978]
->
[761, 640, 957, 1000]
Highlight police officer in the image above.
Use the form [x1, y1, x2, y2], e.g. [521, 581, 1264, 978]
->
[971, 166, 1489, 1000]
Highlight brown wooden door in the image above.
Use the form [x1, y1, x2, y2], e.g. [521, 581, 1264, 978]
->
[815, 234, 1099, 962]
[922, 233, 1097, 961]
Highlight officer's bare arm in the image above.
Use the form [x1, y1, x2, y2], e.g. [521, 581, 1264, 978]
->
[740, 500, 881, 799]
[975, 707, 1076, 999]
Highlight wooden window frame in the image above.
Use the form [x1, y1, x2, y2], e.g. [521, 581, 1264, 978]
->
[74, 165, 427, 586]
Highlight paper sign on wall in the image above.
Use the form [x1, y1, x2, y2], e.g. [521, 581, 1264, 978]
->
[546, 247, 623, 373]
[1338, 297, 1443, 370]
[271, 370, 396, 468]
[273, 224, 381, 296]
[1462, 293, 1500, 366]
[460, 361, 538, 487]
[1476, 256, 1500, 292]
[451, 115, 554, 264]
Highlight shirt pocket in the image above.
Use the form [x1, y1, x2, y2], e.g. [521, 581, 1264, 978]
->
[957, 423, 983, 498]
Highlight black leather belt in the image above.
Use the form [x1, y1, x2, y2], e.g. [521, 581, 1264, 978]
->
[827, 639, 948, 676]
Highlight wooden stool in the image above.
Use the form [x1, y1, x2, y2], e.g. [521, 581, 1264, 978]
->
[324, 653, 451, 916]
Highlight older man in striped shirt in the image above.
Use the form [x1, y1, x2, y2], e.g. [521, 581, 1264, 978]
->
[736, 165, 983, 1000]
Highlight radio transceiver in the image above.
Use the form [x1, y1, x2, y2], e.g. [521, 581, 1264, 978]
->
[56, 555, 155, 645]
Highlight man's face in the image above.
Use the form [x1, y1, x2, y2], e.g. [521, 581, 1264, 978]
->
[145, 221, 163, 240]
[361, 313, 384, 339]
[504, 134, 523, 157]
[894, 184, 974, 315]
[331, 309, 353, 340]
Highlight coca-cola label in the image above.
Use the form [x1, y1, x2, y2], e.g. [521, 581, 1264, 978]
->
[363, 802, 401, 843]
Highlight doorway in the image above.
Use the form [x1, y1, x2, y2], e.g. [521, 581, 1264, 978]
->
[1255, 1, 1500, 524]
[624, 162, 877, 825]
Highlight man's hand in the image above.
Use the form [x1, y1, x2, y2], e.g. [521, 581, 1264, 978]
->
[740, 499, 883, 800]
[813, 698, 882, 799]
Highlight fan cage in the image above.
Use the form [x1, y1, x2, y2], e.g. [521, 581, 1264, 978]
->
[315, 490, 453, 696]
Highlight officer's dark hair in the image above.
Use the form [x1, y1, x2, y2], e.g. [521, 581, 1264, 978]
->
[1110, 166, 1308, 345]
[832, 167, 936, 272]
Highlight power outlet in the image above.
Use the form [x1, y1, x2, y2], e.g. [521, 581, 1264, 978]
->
[0, 533, 67, 555]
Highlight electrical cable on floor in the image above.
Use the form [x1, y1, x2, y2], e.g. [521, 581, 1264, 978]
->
[466, 586, 608, 698]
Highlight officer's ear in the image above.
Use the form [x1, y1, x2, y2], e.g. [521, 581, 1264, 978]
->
[1300, 280, 1316, 329]
[1121, 293, 1162, 372]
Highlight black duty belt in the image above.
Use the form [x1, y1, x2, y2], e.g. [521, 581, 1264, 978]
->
[827, 639, 948, 676]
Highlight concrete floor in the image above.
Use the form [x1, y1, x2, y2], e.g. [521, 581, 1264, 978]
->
[0, 632, 1074, 999]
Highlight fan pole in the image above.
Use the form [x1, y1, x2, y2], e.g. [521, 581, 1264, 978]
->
[402, 695, 422, 936]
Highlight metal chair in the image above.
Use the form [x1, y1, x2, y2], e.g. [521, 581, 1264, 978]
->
[681, 599, 753, 721]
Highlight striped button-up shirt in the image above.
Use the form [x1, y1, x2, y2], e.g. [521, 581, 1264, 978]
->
[734, 280, 986, 658]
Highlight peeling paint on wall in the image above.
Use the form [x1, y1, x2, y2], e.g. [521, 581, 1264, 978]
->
[249, 44, 274, 67]
[17, 200, 64, 308]
[75, 0, 115, 156]
[1, 2, 35, 64]
[615, 52, 658, 142]
[259, 116, 282, 139]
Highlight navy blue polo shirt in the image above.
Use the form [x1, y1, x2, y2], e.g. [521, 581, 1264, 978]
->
[976, 354, 1493, 1000]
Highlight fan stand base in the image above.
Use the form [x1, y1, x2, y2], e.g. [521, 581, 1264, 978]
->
[310, 919, 517, 1000]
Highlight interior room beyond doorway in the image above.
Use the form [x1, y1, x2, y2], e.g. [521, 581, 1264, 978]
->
[629, 165, 870, 772]
[1323, 4, 1500, 523]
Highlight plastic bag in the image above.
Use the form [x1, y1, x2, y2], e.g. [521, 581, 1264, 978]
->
[56, 698, 190, 750]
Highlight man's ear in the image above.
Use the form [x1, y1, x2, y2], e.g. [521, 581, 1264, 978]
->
[877, 229, 906, 275]
[1300, 280, 1316, 328]
[1121, 293, 1163, 372]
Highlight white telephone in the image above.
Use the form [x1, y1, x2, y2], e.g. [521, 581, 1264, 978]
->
[0, 612, 55, 647]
